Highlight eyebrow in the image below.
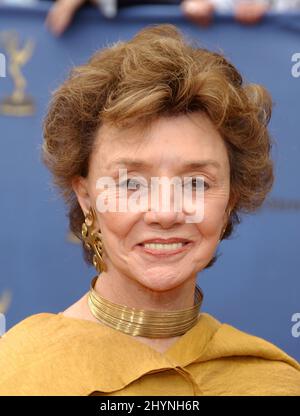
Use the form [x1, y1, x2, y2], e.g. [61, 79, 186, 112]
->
[107, 158, 221, 171]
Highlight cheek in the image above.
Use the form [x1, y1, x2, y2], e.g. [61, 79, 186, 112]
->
[199, 194, 229, 237]
[99, 212, 140, 245]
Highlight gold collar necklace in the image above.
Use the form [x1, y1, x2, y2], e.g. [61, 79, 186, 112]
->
[87, 276, 204, 338]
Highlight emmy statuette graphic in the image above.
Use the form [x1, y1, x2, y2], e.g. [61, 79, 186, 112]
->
[0, 31, 35, 116]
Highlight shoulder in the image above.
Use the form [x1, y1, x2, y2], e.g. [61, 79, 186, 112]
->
[0, 313, 63, 379]
[0, 311, 151, 396]
[0, 312, 60, 351]
[0, 312, 82, 355]
[200, 313, 300, 395]
[0, 312, 105, 395]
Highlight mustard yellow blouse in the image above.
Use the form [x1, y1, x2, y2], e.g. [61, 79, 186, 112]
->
[0, 312, 299, 396]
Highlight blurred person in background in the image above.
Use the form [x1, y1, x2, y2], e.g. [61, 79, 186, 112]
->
[2, 0, 299, 36]
[44, 0, 96, 36]
[44, 0, 300, 36]
[182, 0, 300, 26]
[45, 0, 181, 36]
[181, 0, 269, 26]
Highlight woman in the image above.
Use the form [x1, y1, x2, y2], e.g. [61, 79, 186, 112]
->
[0, 24, 299, 396]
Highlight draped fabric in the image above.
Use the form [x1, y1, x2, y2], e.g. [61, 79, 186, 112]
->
[0, 312, 299, 395]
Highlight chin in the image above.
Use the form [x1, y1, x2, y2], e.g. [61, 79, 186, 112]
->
[136, 271, 186, 292]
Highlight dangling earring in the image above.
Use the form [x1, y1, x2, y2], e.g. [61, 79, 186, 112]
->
[81, 206, 107, 273]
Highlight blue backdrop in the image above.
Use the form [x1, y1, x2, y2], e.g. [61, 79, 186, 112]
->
[0, 3, 299, 362]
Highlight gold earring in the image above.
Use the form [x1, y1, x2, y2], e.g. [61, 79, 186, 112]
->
[81, 206, 107, 273]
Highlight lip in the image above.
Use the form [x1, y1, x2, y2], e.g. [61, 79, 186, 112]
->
[136, 241, 193, 257]
[139, 237, 192, 244]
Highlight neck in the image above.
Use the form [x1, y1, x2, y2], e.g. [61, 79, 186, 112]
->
[94, 268, 197, 312]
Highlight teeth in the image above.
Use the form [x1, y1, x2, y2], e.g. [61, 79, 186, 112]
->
[142, 243, 185, 250]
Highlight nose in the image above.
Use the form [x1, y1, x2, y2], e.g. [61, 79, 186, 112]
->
[144, 209, 186, 229]
[143, 180, 186, 228]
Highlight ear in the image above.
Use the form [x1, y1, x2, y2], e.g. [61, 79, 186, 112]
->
[72, 176, 91, 216]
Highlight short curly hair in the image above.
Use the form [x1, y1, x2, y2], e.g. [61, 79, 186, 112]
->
[42, 24, 274, 270]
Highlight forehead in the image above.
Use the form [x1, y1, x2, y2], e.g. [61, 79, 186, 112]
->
[91, 112, 228, 173]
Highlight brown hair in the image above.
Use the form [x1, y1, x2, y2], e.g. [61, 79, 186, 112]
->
[42, 24, 274, 270]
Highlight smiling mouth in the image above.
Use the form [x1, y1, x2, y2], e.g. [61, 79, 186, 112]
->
[136, 241, 192, 256]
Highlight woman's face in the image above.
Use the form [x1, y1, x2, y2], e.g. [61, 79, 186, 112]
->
[73, 111, 231, 292]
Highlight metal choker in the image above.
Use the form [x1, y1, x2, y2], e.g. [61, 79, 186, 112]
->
[87, 275, 204, 338]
